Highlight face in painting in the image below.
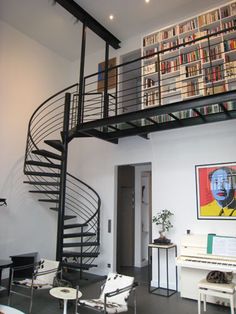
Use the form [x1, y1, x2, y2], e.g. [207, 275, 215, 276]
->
[210, 168, 234, 207]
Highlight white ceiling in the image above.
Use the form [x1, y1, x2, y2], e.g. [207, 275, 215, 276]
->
[0, 0, 230, 61]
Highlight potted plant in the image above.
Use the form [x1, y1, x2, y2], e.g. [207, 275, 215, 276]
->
[152, 209, 173, 244]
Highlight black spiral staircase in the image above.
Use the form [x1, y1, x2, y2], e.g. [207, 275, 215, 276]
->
[23, 83, 101, 276]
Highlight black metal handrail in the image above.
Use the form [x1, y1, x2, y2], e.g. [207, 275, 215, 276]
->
[24, 83, 101, 266]
[81, 25, 236, 124]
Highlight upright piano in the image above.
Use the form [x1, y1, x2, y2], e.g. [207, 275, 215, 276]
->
[176, 234, 236, 303]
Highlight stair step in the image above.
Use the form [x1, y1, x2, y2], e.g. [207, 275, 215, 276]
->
[44, 140, 64, 152]
[64, 223, 88, 229]
[32, 149, 62, 161]
[49, 209, 76, 221]
[24, 181, 59, 186]
[62, 251, 99, 258]
[25, 160, 61, 169]
[63, 242, 99, 248]
[64, 215, 77, 221]
[61, 262, 97, 270]
[38, 199, 59, 203]
[29, 190, 60, 195]
[63, 232, 96, 238]
[25, 171, 60, 177]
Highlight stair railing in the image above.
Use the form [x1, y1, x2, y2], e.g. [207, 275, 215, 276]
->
[24, 83, 101, 267]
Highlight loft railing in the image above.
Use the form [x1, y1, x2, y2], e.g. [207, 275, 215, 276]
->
[79, 26, 236, 125]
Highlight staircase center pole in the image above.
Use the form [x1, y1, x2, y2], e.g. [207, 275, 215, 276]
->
[56, 92, 71, 262]
[78, 23, 87, 124]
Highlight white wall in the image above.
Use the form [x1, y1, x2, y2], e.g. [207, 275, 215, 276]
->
[0, 19, 74, 275]
[68, 119, 236, 278]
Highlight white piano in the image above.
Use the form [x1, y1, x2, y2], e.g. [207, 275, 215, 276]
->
[176, 234, 236, 303]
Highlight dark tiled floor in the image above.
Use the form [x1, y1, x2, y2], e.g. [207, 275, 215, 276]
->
[0, 269, 231, 314]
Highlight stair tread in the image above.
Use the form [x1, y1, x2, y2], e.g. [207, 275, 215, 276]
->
[62, 251, 99, 258]
[62, 262, 97, 269]
[24, 181, 59, 186]
[63, 232, 96, 238]
[25, 160, 61, 169]
[64, 223, 88, 229]
[64, 215, 77, 220]
[29, 190, 59, 194]
[63, 242, 99, 248]
[38, 199, 59, 203]
[25, 171, 60, 177]
[32, 149, 62, 161]
[44, 140, 64, 152]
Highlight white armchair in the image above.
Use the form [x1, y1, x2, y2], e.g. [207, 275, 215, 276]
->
[8, 259, 60, 314]
[77, 273, 137, 314]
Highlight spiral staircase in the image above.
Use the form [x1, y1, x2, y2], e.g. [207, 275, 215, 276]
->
[23, 83, 101, 276]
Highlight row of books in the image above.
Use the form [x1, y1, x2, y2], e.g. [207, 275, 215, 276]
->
[143, 33, 159, 47]
[201, 44, 222, 63]
[225, 61, 236, 79]
[179, 19, 198, 34]
[143, 47, 158, 59]
[143, 62, 158, 76]
[144, 78, 156, 89]
[182, 80, 201, 98]
[198, 9, 220, 28]
[224, 39, 236, 51]
[222, 19, 236, 31]
[161, 58, 180, 75]
[160, 39, 179, 51]
[204, 64, 224, 83]
[160, 27, 177, 41]
[183, 62, 202, 78]
[144, 24, 235, 49]
[144, 90, 159, 107]
[180, 48, 201, 64]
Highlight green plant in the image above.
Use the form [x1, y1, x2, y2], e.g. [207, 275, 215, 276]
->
[152, 209, 173, 234]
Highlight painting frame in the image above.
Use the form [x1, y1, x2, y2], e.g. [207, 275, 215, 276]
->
[195, 161, 236, 220]
[97, 57, 117, 92]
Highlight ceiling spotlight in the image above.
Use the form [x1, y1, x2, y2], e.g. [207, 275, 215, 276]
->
[109, 14, 114, 20]
[145, 0, 150, 3]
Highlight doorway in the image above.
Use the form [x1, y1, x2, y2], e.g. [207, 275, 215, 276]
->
[116, 163, 152, 282]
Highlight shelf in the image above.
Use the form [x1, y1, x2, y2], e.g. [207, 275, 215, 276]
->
[141, 1, 236, 111]
[143, 85, 159, 91]
[202, 58, 224, 67]
[181, 73, 202, 81]
[204, 79, 225, 86]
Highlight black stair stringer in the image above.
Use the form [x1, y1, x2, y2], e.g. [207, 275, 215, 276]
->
[23, 84, 101, 276]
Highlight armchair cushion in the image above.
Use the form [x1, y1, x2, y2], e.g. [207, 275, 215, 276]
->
[79, 273, 135, 313]
[80, 298, 127, 313]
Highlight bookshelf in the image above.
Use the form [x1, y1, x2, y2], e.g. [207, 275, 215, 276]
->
[141, 0, 236, 118]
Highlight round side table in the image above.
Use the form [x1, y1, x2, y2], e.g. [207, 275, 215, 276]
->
[0, 304, 25, 314]
[49, 287, 82, 314]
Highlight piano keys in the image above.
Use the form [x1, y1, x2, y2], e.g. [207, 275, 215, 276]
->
[176, 234, 236, 303]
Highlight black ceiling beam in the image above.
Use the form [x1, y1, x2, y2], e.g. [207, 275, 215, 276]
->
[55, 0, 121, 49]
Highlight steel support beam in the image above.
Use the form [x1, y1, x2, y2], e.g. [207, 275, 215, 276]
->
[55, 0, 121, 49]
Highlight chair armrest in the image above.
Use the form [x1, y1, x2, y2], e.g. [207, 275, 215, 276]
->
[104, 282, 138, 299]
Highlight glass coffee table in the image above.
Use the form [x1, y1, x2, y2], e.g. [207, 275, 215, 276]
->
[50, 287, 82, 314]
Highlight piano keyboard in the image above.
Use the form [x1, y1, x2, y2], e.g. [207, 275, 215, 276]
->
[176, 255, 236, 271]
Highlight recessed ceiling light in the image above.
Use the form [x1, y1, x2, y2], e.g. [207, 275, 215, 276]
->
[109, 14, 114, 20]
[145, 0, 150, 3]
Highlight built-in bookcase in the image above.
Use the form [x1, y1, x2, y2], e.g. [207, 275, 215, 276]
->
[142, 1, 236, 118]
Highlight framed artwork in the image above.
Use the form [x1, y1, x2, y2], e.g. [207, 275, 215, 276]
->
[195, 162, 236, 220]
[97, 57, 117, 92]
